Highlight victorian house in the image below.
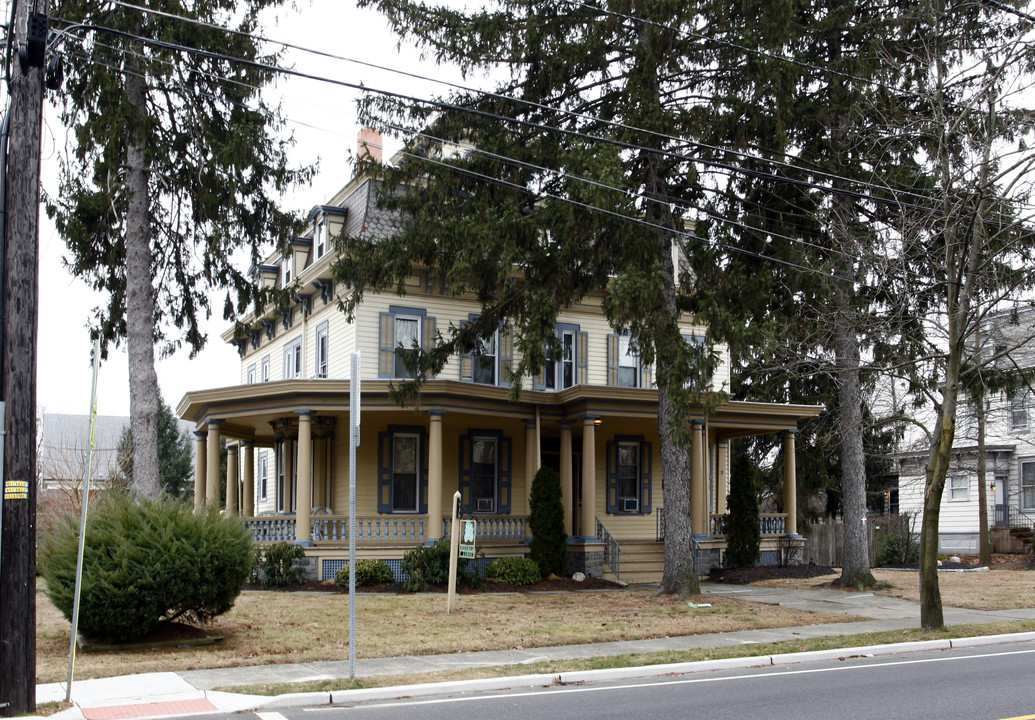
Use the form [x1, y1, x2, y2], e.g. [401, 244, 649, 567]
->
[177, 132, 822, 583]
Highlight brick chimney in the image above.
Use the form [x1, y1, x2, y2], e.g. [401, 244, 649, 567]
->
[358, 127, 383, 163]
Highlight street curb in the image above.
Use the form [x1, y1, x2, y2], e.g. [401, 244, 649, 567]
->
[257, 632, 1035, 711]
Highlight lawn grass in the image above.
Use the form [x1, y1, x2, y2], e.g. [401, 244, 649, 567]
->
[36, 586, 859, 684]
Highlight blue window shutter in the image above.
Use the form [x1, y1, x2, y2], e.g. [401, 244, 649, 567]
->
[499, 435, 513, 514]
[640, 441, 652, 514]
[500, 324, 514, 388]
[422, 315, 437, 379]
[577, 331, 588, 385]
[420, 430, 429, 513]
[377, 431, 392, 512]
[458, 434, 473, 512]
[606, 440, 618, 514]
[607, 334, 619, 386]
[378, 312, 394, 378]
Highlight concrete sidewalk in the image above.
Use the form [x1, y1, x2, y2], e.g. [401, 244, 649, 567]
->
[34, 583, 1035, 720]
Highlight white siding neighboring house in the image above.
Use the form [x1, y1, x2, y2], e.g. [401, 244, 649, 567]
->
[894, 307, 1035, 554]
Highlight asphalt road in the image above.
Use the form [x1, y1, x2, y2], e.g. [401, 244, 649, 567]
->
[235, 642, 1035, 720]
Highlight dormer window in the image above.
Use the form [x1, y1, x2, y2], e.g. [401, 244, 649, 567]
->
[315, 215, 327, 259]
[282, 254, 292, 286]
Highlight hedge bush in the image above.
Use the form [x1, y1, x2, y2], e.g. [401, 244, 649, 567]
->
[486, 557, 541, 585]
[253, 542, 306, 586]
[38, 494, 253, 643]
[335, 559, 395, 588]
[400, 538, 483, 591]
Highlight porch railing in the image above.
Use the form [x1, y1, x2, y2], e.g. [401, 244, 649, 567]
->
[596, 518, 621, 581]
[709, 512, 787, 537]
[444, 515, 528, 540]
[245, 516, 297, 543]
[656, 507, 789, 539]
[312, 516, 426, 543]
[995, 505, 1035, 533]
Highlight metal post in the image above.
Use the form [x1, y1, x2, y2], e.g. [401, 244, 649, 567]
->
[65, 336, 101, 702]
[348, 351, 360, 679]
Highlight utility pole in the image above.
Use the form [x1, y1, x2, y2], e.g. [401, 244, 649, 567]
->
[0, 0, 48, 715]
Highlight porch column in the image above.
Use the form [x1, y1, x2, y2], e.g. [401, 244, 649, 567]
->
[242, 441, 255, 517]
[295, 410, 314, 545]
[225, 443, 239, 515]
[427, 410, 445, 541]
[206, 420, 222, 506]
[783, 430, 799, 536]
[559, 420, 573, 536]
[193, 430, 207, 510]
[580, 415, 598, 539]
[525, 418, 537, 512]
[691, 420, 708, 538]
[716, 439, 729, 516]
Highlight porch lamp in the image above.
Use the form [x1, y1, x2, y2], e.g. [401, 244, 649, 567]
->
[990, 481, 996, 492]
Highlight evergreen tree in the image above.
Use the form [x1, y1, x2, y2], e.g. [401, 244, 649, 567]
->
[113, 394, 194, 498]
[724, 443, 761, 569]
[527, 467, 567, 577]
[48, 0, 311, 499]
[346, 0, 806, 597]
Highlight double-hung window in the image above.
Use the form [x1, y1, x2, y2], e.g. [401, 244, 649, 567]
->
[1011, 390, 1029, 432]
[538, 323, 587, 391]
[315, 216, 327, 259]
[282, 254, 292, 286]
[459, 430, 512, 514]
[283, 337, 302, 379]
[258, 450, 269, 501]
[948, 475, 970, 502]
[461, 316, 513, 387]
[261, 355, 270, 382]
[379, 307, 435, 380]
[1022, 460, 1035, 510]
[377, 426, 428, 513]
[314, 322, 329, 378]
[606, 435, 652, 515]
[246, 364, 256, 384]
[608, 333, 649, 388]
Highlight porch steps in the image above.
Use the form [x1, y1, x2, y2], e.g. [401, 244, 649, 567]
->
[1009, 527, 1033, 551]
[601, 540, 665, 585]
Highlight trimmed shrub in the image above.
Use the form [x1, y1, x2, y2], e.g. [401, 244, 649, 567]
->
[876, 529, 919, 566]
[528, 466, 567, 577]
[335, 559, 395, 588]
[253, 542, 307, 587]
[487, 557, 541, 585]
[400, 538, 483, 591]
[38, 494, 253, 643]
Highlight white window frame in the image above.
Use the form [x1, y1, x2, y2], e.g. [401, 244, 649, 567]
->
[261, 355, 270, 383]
[314, 322, 329, 378]
[1010, 390, 1029, 433]
[282, 253, 292, 286]
[315, 216, 327, 259]
[470, 435, 498, 513]
[948, 475, 970, 502]
[473, 332, 497, 386]
[618, 334, 640, 388]
[283, 338, 302, 379]
[258, 450, 269, 501]
[394, 314, 421, 379]
[1021, 460, 1035, 511]
[246, 364, 256, 385]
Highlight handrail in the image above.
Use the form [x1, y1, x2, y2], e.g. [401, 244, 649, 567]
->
[596, 517, 621, 582]
[444, 515, 528, 540]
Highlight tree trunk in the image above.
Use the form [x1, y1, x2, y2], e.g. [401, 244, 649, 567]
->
[0, 2, 46, 712]
[656, 381, 699, 597]
[835, 312, 875, 589]
[125, 70, 161, 499]
[976, 370, 991, 567]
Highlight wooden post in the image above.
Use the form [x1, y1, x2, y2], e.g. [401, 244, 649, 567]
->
[447, 491, 461, 613]
[0, 2, 48, 713]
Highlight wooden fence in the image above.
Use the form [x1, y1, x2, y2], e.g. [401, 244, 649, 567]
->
[804, 515, 913, 567]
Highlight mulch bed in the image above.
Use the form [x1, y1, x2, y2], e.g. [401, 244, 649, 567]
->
[243, 576, 626, 594]
[79, 621, 223, 652]
[707, 564, 837, 584]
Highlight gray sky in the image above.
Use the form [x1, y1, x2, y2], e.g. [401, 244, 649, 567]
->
[36, 0, 472, 417]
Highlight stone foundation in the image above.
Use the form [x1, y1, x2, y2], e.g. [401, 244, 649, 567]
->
[567, 540, 605, 578]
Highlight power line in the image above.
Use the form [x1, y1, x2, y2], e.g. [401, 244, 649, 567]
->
[96, 0, 967, 214]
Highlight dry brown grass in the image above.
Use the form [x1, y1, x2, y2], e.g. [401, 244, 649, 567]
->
[36, 587, 860, 684]
[748, 567, 1035, 611]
